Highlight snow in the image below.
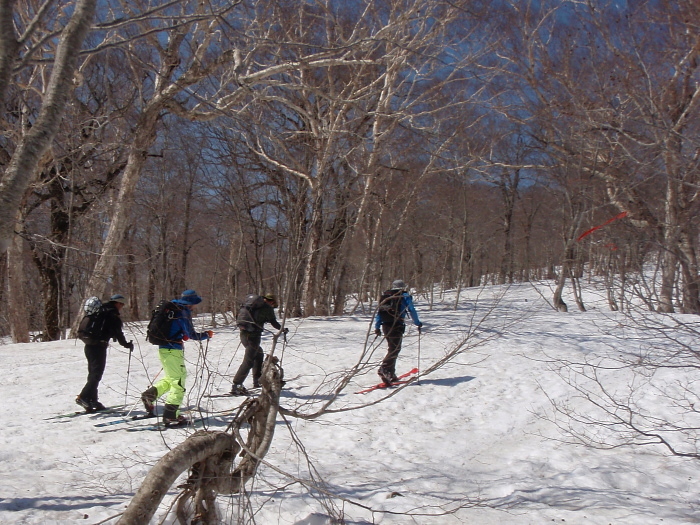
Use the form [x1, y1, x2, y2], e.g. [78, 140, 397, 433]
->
[1, 281, 698, 524]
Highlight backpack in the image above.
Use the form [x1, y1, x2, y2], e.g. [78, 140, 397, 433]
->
[237, 294, 266, 332]
[377, 289, 404, 325]
[83, 296, 102, 316]
[77, 297, 109, 344]
[146, 300, 182, 346]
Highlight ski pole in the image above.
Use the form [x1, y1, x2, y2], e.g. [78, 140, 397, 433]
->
[124, 368, 163, 419]
[281, 328, 288, 361]
[417, 326, 421, 386]
[124, 340, 134, 406]
[197, 338, 207, 390]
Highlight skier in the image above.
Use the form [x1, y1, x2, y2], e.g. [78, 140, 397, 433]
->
[230, 293, 287, 395]
[140, 289, 213, 427]
[374, 280, 422, 385]
[76, 294, 134, 412]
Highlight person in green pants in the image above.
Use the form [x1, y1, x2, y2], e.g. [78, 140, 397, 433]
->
[141, 289, 213, 427]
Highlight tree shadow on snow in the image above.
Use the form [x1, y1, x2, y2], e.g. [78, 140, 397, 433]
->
[276, 376, 476, 401]
[279, 389, 335, 401]
[0, 494, 123, 512]
[413, 375, 475, 388]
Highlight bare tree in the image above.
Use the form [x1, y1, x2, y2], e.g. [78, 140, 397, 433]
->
[492, 0, 700, 313]
[172, 0, 492, 317]
[0, 0, 97, 252]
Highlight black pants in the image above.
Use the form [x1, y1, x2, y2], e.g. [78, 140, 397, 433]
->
[233, 330, 264, 385]
[79, 342, 108, 402]
[380, 322, 405, 374]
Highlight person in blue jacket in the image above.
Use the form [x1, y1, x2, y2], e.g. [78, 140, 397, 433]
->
[141, 289, 213, 427]
[374, 280, 422, 385]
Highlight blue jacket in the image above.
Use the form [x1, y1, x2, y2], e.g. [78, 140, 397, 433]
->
[161, 299, 210, 350]
[375, 291, 422, 330]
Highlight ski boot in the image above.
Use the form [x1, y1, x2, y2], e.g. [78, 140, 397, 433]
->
[141, 386, 158, 416]
[90, 401, 106, 411]
[378, 368, 396, 386]
[75, 396, 95, 413]
[230, 383, 248, 396]
[162, 404, 189, 428]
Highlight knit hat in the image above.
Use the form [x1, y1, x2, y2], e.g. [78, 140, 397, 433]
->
[391, 280, 407, 290]
[109, 294, 127, 304]
[180, 289, 202, 305]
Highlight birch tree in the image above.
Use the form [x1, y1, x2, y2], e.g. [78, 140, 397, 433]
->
[0, 0, 97, 253]
[0, 0, 99, 341]
[207, 0, 490, 315]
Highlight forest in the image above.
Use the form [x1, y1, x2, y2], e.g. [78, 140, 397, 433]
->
[1, 0, 699, 342]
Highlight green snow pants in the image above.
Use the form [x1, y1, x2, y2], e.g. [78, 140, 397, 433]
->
[154, 348, 187, 410]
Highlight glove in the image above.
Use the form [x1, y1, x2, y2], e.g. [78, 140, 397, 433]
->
[182, 335, 189, 341]
[417, 325, 422, 334]
[282, 328, 289, 334]
[127, 340, 134, 352]
[375, 329, 381, 337]
[207, 330, 214, 338]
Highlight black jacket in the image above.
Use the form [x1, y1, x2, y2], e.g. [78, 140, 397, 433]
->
[101, 303, 129, 347]
[237, 296, 281, 333]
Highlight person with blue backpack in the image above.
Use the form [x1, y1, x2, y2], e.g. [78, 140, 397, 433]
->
[140, 289, 213, 427]
[374, 280, 423, 385]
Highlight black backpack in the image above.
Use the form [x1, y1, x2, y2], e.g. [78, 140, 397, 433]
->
[237, 294, 266, 332]
[146, 300, 181, 346]
[377, 289, 404, 325]
[78, 306, 109, 344]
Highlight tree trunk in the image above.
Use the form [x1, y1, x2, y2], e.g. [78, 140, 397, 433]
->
[175, 173, 196, 293]
[118, 432, 241, 525]
[125, 229, 139, 321]
[300, 190, 323, 316]
[454, 198, 470, 310]
[552, 266, 568, 313]
[498, 170, 520, 285]
[84, 107, 161, 300]
[34, 258, 61, 340]
[658, 201, 678, 313]
[119, 357, 284, 525]
[0, 0, 19, 107]
[0, 0, 97, 252]
[678, 230, 700, 314]
[7, 218, 29, 343]
[553, 232, 578, 313]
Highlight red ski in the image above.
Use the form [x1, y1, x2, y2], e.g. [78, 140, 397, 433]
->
[356, 368, 419, 394]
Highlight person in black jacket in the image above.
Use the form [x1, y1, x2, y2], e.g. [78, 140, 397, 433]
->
[230, 293, 287, 395]
[76, 294, 133, 412]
